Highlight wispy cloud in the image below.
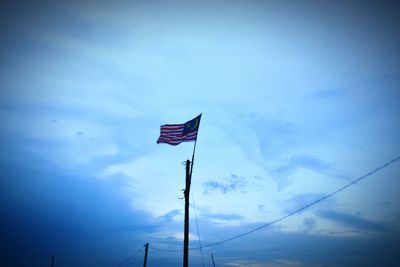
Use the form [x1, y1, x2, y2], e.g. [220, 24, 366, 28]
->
[302, 217, 317, 233]
[157, 209, 182, 223]
[208, 213, 243, 221]
[272, 155, 332, 176]
[234, 112, 298, 161]
[282, 193, 336, 213]
[309, 87, 347, 99]
[204, 211, 244, 226]
[317, 209, 389, 234]
[203, 174, 247, 194]
[269, 155, 349, 190]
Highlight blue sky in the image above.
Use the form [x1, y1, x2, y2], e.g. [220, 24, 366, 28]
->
[1, 0, 400, 266]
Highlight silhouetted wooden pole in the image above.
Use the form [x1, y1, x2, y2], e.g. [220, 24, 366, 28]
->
[183, 132, 198, 267]
[183, 159, 191, 267]
[143, 243, 149, 267]
[211, 253, 216, 267]
[51, 255, 55, 267]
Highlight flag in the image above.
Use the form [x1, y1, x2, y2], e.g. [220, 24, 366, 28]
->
[157, 114, 202, 146]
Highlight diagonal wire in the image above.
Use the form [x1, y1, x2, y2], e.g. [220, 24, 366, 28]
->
[117, 245, 144, 267]
[150, 155, 400, 252]
[193, 155, 400, 249]
[191, 192, 205, 267]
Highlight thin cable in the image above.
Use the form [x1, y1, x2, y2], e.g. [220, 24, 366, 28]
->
[191, 192, 205, 267]
[150, 155, 400, 252]
[150, 246, 182, 252]
[194, 155, 400, 249]
[117, 245, 144, 267]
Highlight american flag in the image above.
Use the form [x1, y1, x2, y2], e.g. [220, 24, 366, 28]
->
[157, 114, 201, 146]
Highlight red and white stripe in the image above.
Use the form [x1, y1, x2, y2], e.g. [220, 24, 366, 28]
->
[157, 124, 198, 145]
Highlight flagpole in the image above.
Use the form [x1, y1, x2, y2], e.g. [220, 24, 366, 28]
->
[190, 113, 201, 176]
[190, 139, 197, 177]
[183, 159, 191, 267]
[184, 137, 198, 267]
[157, 114, 201, 267]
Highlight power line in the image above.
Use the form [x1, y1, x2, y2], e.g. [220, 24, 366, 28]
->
[150, 155, 400, 252]
[117, 245, 144, 267]
[191, 192, 205, 267]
